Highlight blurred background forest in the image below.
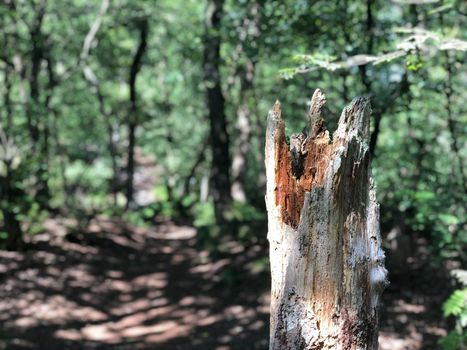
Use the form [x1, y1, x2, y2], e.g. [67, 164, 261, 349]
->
[0, 0, 466, 349]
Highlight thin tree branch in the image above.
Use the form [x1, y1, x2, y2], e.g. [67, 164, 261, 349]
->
[59, 0, 109, 81]
[80, 0, 109, 63]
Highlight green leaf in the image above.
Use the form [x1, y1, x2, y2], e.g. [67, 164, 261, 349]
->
[414, 190, 436, 201]
[438, 214, 460, 225]
[443, 289, 467, 317]
[279, 67, 299, 79]
[439, 330, 462, 350]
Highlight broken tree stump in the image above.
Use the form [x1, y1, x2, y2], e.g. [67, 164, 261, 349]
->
[265, 89, 387, 350]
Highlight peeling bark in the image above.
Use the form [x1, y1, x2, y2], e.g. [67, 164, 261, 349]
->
[265, 89, 387, 350]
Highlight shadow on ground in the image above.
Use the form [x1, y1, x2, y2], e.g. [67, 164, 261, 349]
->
[0, 217, 450, 349]
[0, 217, 269, 350]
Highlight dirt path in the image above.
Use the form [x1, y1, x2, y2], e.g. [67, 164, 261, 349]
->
[0, 217, 450, 349]
[0, 218, 270, 350]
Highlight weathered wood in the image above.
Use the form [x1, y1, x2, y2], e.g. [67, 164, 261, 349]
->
[265, 89, 387, 350]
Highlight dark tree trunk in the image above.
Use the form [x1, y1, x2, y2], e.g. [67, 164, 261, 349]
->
[126, 18, 148, 209]
[0, 164, 23, 251]
[27, 0, 50, 208]
[182, 138, 209, 198]
[265, 89, 387, 349]
[358, 0, 374, 92]
[126, 121, 136, 207]
[369, 112, 381, 157]
[203, 0, 231, 223]
[3, 66, 13, 132]
[359, 0, 383, 159]
[105, 112, 119, 205]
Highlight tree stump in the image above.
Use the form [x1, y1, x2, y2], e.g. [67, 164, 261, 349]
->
[265, 89, 387, 350]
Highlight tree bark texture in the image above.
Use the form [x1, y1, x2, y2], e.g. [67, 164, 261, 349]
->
[203, 0, 232, 223]
[265, 89, 387, 350]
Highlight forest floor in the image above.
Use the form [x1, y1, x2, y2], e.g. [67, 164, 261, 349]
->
[0, 216, 452, 350]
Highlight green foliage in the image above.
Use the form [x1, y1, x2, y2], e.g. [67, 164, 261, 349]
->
[225, 201, 265, 223]
[153, 185, 169, 202]
[440, 270, 467, 350]
[21, 202, 49, 236]
[443, 289, 467, 318]
[406, 53, 423, 71]
[193, 202, 216, 228]
[439, 331, 467, 350]
[122, 210, 151, 228]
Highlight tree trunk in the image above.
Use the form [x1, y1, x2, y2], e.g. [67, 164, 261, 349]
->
[125, 18, 148, 209]
[203, 0, 232, 223]
[3, 65, 13, 132]
[230, 0, 260, 203]
[231, 59, 254, 202]
[28, 0, 51, 208]
[0, 159, 23, 251]
[265, 89, 387, 350]
[2, 196, 23, 251]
